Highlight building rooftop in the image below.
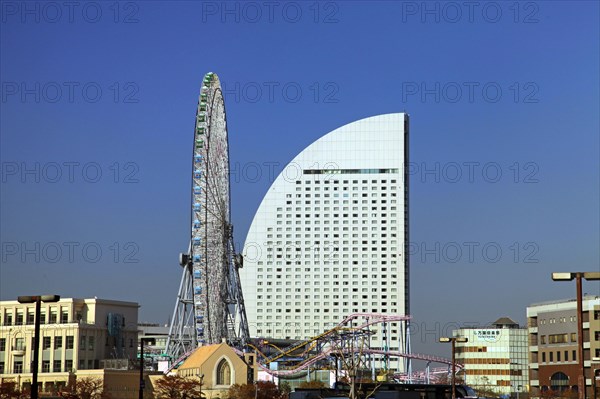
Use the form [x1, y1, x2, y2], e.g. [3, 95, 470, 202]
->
[0, 297, 139, 306]
[528, 295, 600, 307]
[492, 317, 520, 328]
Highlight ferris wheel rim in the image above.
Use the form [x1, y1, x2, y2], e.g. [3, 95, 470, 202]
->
[190, 72, 232, 345]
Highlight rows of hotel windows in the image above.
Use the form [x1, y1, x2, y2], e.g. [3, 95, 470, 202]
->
[460, 358, 512, 364]
[0, 358, 104, 374]
[538, 331, 600, 345]
[1, 309, 129, 327]
[0, 336, 135, 351]
[532, 347, 600, 363]
[254, 322, 400, 339]
[303, 168, 399, 175]
[0, 358, 77, 374]
[0, 336, 76, 351]
[536, 310, 600, 325]
[540, 350, 578, 363]
[462, 369, 524, 376]
[0, 335, 135, 374]
[253, 176, 405, 340]
[2, 309, 71, 325]
[539, 316, 577, 324]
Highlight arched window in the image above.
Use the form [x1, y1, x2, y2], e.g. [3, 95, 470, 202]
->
[216, 359, 231, 386]
[550, 372, 569, 392]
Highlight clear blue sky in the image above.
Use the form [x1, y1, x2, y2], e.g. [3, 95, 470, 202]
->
[1, 1, 598, 359]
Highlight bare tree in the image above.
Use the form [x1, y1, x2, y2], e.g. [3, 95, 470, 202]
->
[297, 381, 327, 389]
[226, 381, 285, 399]
[60, 377, 107, 399]
[0, 381, 29, 399]
[153, 375, 204, 399]
[327, 328, 381, 399]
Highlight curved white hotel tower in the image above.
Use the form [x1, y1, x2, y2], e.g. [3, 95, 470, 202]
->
[241, 113, 409, 356]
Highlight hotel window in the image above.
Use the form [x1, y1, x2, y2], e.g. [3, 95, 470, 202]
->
[54, 336, 62, 349]
[66, 336, 74, 349]
[14, 360, 23, 374]
[14, 338, 25, 351]
[43, 337, 51, 350]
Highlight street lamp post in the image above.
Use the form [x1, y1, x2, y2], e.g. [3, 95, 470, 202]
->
[552, 272, 600, 399]
[139, 337, 155, 399]
[17, 295, 60, 399]
[440, 337, 468, 399]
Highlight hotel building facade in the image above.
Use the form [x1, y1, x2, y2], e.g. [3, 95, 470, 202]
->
[240, 113, 410, 365]
[527, 296, 600, 399]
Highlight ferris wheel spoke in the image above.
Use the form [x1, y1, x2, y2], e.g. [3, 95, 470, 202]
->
[205, 162, 228, 221]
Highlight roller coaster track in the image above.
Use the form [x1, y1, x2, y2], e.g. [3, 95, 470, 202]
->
[169, 313, 462, 380]
[262, 313, 411, 364]
[165, 348, 197, 374]
[234, 313, 461, 379]
[394, 367, 455, 383]
[242, 347, 462, 378]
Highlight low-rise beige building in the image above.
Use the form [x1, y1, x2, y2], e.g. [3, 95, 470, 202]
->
[0, 297, 139, 396]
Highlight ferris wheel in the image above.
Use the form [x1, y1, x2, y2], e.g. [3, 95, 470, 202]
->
[166, 72, 249, 362]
